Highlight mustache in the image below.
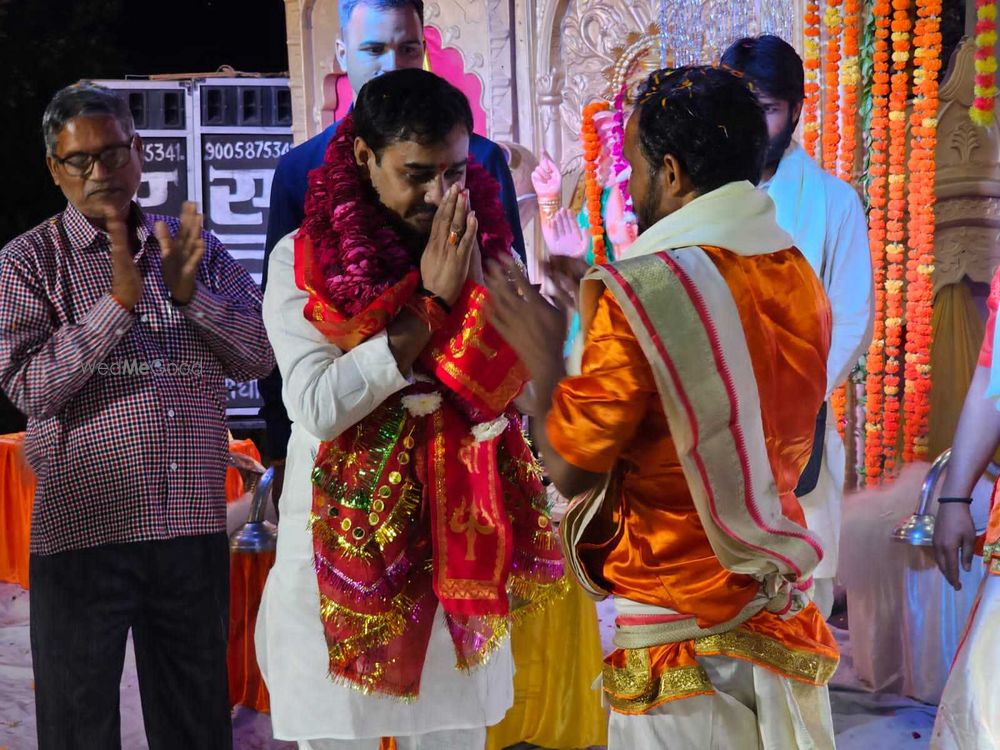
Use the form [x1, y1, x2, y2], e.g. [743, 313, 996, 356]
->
[86, 184, 122, 197]
[407, 206, 436, 218]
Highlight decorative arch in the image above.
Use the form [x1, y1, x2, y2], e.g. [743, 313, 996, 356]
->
[528, 0, 803, 172]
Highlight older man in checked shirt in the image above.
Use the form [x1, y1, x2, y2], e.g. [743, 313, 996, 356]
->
[0, 82, 274, 749]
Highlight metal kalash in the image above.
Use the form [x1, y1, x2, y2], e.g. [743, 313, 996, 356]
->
[228, 451, 276, 553]
[892, 449, 999, 546]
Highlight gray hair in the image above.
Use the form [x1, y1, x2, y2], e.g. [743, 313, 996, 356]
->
[42, 81, 135, 156]
[338, 0, 424, 29]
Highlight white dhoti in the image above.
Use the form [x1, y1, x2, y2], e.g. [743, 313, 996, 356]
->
[298, 727, 485, 750]
[256, 428, 513, 743]
[932, 573, 1000, 749]
[609, 655, 835, 750]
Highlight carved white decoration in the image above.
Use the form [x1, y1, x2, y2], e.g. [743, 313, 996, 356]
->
[555, 0, 798, 167]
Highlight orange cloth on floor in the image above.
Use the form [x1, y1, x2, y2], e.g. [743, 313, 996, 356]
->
[228, 549, 276, 713]
[226, 438, 262, 503]
[546, 246, 834, 701]
[0, 435, 260, 590]
[0, 433, 32, 588]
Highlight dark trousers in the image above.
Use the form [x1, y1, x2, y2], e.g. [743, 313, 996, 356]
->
[29, 533, 232, 750]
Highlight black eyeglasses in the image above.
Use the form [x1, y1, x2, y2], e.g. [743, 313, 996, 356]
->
[52, 136, 136, 178]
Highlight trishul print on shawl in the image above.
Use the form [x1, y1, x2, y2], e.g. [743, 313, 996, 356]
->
[294, 192, 563, 698]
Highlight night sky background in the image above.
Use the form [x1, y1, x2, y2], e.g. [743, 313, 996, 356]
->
[0, 0, 289, 247]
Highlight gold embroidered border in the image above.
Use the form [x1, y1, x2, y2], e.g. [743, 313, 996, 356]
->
[982, 539, 1000, 577]
[603, 648, 714, 715]
[694, 629, 839, 685]
[433, 356, 527, 414]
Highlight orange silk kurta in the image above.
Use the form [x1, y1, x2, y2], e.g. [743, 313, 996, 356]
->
[547, 246, 838, 711]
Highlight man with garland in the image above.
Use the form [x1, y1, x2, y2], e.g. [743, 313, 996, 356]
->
[260, 0, 524, 509]
[722, 35, 874, 619]
[255, 68, 562, 749]
[487, 66, 838, 748]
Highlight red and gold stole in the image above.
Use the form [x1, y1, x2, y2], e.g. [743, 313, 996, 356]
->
[295, 233, 563, 697]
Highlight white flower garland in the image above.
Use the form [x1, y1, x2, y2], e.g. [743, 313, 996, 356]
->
[401, 392, 442, 417]
[471, 415, 509, 443]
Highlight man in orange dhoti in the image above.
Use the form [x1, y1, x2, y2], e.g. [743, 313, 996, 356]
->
[486, 66, 839, 748]
[931, 266, 1000, 749]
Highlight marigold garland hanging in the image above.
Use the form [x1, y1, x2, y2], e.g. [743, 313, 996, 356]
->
[804, 0, 823, 158]
[903, 0, 940, 459]
[582, 101, 611, 265]
[823, 0, 844, 173]
[839, 0, 862, 181]
[864, 0, 892, 485]
[972, 0, 998, 126]
[880, 0, 912, 478]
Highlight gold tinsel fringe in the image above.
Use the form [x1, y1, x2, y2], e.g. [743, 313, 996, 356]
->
[310, 512, 374, 561]
[319, 592, 413, 662]
[508, 573, 570, 625]
[453, 614, 512, 671]
[531, 528, 559, 550]
[373, 482, 422, 550]
[324, 661, 421, 702]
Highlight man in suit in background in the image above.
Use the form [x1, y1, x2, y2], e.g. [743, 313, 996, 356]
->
[260, 0, 525, 504]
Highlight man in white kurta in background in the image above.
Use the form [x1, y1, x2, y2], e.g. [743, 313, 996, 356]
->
[723, 35, 874, 618]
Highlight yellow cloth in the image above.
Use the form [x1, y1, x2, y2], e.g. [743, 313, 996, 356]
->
[485, 576, 608, 750]
[927, 282, 986, 460]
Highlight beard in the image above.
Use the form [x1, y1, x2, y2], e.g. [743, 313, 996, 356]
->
[635, 170, 663, 235]
[766, 114, 796, 169]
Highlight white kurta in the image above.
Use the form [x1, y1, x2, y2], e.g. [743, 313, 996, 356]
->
[765, 142, 874, 582]
[255, 233, 514, 742]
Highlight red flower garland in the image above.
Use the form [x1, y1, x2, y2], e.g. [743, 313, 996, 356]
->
[301, 116, 513, 317]
[971, 0, 999, 126]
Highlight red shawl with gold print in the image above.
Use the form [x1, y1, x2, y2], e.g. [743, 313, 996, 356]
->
[295, 117, 564, 698]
